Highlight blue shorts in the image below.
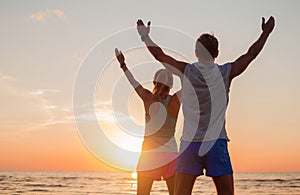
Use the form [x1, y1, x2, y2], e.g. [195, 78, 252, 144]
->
[175, 139, 233, 177]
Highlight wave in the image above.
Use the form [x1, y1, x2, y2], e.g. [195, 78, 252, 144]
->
[238, 178, 300, 182]
[29, 189, 50, 192]
[23, 183, 67, 188]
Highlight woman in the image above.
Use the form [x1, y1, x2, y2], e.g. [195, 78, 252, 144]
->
[115, 48, 181, 195]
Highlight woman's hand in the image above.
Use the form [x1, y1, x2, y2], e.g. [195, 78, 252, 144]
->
[115, 48, 125, 66]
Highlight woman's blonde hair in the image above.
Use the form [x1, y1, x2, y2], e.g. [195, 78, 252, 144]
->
[152, 69, 173, 97]
[153, 82, 170, 97]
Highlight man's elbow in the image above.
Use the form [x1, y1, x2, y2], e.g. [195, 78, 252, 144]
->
[248, 46, 261, 59]
[148, 47, 165, 61]
[154, 55, 164, 62]
[151, 52, 166, 63]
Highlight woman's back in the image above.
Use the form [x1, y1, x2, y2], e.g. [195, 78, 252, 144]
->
[143, 95, 178, 152]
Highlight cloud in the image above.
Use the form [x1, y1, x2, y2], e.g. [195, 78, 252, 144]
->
[31, 12, 45, 22]
[0, 72, 18, 82]
[51, 9, 64, 18]
[73, 100, 133, 123]
[30, 89, 61, 96]
[30, 9, 65, 22]
[0, 72, 73, 131]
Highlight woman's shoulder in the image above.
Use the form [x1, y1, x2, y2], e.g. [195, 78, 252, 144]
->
[143, 93, 158, 104]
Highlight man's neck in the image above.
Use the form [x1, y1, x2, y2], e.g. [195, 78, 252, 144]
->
[197, 58, 215, 66]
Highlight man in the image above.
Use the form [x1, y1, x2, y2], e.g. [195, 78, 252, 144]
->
[136, 16, 275, 195]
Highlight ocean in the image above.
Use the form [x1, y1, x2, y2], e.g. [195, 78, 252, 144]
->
[0, 171, 299, 194]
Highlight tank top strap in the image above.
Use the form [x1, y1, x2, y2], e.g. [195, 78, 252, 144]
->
[158, 95, 171, 107]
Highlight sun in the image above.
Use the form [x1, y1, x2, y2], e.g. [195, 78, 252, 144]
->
[131, 172, 138, 180]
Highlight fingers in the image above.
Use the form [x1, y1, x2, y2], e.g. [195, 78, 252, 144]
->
[137, 19, 144, 26]
[115, 48, 123, 57]
[263, 16, 275, 28]
[115, 48, 120, 56]
[137, 19, 151, 27]
[262, 16, 275, 34]
[268, 16, 275, 24]
[262, 16, 275, 25]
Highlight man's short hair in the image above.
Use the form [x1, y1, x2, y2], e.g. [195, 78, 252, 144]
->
[196, 33, 219, 59]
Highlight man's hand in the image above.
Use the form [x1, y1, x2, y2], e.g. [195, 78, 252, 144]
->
[262, 16, 275, 34]
[230, 16, 275, 80]
[115, 48, 125, 65]
[137, 19, 151, 37]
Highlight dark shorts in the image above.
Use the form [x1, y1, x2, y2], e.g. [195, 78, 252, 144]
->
[175, 139, 233, 177]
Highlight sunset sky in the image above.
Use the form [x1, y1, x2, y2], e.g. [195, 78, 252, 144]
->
[0, 0, 300, 172]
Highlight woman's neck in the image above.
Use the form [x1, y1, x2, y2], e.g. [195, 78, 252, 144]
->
[159, 93, 168, 100]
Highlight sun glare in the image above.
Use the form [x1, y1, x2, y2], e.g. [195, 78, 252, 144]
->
[131, 172, 138, 180]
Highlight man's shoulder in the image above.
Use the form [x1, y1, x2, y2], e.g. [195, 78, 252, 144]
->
[183, 63, 193, 74]
[217, 62, 232, 74]
[217, 62, 232, 67]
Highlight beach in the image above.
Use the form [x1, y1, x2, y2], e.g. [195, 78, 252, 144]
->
[1, 171, 299, 194]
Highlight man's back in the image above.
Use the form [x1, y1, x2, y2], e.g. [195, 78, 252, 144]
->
[181, 62, 231, 142]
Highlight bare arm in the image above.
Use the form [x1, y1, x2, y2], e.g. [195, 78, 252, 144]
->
[115, 48, 152, 101]
[168, 89, 182, 118]
[230, 16, 275, 80]
[137, 19, 188, 77]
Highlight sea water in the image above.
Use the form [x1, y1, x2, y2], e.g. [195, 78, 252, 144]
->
[0, 171, 299, 194]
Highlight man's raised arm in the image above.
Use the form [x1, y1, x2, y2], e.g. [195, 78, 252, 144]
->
[230, 16, 275, 80]
[137, 19, 188, 77]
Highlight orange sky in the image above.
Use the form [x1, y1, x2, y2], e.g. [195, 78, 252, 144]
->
[0, 1, 300, 172]
[1, 121, 299, 172]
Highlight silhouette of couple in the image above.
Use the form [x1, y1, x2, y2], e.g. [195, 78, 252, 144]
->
[115, 16, 275, 195]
